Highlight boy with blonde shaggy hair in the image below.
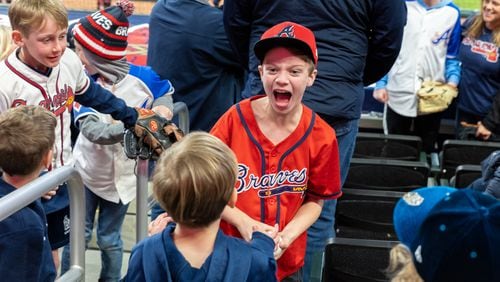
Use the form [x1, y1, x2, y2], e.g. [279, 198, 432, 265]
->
[0, 106, 57, 281]
[124, 132, 278, 281]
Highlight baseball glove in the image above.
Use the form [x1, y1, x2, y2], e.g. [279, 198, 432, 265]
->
[123, 108, 184, 160]
[417, 81, 458, 115]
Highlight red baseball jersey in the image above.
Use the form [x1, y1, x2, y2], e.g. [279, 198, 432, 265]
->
[211, 96, 342, 279]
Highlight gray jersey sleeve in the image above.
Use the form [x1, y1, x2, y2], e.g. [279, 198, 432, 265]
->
[79, 115, 125, 145]
[152, 93, 174, 112]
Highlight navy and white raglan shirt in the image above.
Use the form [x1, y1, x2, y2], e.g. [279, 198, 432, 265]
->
[457, 15, 500, 118]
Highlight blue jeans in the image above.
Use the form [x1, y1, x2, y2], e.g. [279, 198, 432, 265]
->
[303, 118, 359, 282]
[61, 187, 129, 282]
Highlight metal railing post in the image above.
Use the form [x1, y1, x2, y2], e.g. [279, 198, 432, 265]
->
[135, 158, 149, 242]
[135, 102, 189, 243]
[174, 102, 190, 135]
[0, 166, 85, 282]
[59, 169, 86, 282]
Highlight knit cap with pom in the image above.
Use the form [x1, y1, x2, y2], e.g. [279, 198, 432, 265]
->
[73, 0, 134, 60]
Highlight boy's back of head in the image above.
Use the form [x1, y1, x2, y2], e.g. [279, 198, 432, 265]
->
[153, 132, 237, 228]
[9, 0, 68, 36]
[0, 106, 56, 176]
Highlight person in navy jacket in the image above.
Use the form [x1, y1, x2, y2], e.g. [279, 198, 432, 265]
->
[147, 0, 245, 132]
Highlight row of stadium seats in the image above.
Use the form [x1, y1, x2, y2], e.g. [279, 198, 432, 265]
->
[322, 132, 500, 281]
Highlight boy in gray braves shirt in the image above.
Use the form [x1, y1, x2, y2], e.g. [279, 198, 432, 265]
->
[60, 0, 174, 279]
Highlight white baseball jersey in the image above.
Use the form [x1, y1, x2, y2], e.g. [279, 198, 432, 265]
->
[0, 48, 90, 169]
[72, 75, 158, 204]
[386, 0, 461, 117]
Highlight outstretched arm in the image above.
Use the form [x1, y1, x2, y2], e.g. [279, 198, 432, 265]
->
[78, 115, 125, 145]
[75, 78, 137, 128]
[221, 205, 276, 242]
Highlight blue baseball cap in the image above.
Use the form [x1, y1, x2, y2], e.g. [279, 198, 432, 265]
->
[393, 186, 457, 246]
[395, 187, 500, 281]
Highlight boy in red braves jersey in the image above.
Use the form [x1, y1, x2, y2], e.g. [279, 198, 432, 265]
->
[210, 21, 342, 281]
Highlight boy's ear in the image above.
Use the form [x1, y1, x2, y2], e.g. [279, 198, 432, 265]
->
[42, 149, 53, 169]
[307, 69, 318, 87]
[258, 65, 263, 79]
[227, 189, 237, 208]
[11, 30, 25, 47]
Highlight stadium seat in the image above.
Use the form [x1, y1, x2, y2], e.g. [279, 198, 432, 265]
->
[322, 237, 398, 282]
[354, 132, 424, 161]
[450, 164, 482, 188]
[335, 188, 404, 240]
[344, 158, 430, 192]
[438, 139, 500, 182]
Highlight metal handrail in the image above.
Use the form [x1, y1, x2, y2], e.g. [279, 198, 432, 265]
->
[0, 166, 85, 282]
[135, 102, 189, 242]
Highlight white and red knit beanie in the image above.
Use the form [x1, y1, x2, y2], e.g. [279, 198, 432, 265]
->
[73, 0, 134, 60]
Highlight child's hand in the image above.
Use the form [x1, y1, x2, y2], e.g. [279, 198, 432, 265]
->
[476, 121, 492, 140]
[151, 105, 174, 120]
[274, 232, 291, 260]
[253, 223, 279, 239]
[42, 187, 58, 200]
[207, 0, 223, 8]
[148, 212, 174, 236]
[237, 215, 276, 241]
[373, 88, 388, 103]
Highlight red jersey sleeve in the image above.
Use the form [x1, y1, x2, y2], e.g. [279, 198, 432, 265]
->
[306, 117, 342, 201]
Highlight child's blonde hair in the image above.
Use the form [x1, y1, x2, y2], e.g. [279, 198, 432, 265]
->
[0, 106, 56, 176]
[0, 25, 14, 60]
[8, 0, 68, 36]
[386, 244, 423, 282]
[466, 1, 500, 46]
[153, 132, 237, 228]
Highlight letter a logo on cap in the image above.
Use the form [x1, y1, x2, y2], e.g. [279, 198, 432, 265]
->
[277, 25, 295, 38]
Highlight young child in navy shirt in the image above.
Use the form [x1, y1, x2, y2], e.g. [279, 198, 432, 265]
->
[0, 106, 57, 281]
[124, 132, 278, 282]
